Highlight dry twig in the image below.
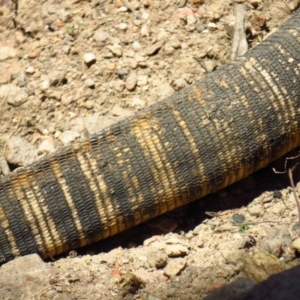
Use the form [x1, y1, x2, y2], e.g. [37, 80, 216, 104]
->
[273, 153, 300, 234]
[231, 4, 248, 60]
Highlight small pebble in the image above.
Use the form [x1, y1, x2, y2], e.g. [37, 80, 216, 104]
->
[231, 214, 246, 225]
[172, 78, 186, 90]
[131, 97, 145, 108]
[83, 53, 96, 66]
[163, 258, 187, 277]
[113, 80, 125, 92]
[137, 75, 148, 86]
[25, 66, 35, 74]
[117, 23, 128, 30]
[126, 74, 137, 91]
[146, 40, 164, 56]
[107, 44, 123, 57]
[273, 190, 282, 199]
[132, 41, 142, 51]
[85, 78, 95, 88]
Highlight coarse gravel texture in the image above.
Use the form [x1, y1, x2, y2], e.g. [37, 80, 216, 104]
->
[1, 0, 300, 299]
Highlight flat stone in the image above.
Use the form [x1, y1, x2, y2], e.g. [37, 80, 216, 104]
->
[94, 31, 113, 46]
[0, 254, 53, 299]
[5, 136, 38, 166]
[84, 115, 122, 134]
[146, 40, 164, 56]
[0, 46, 17, 61]
[111, 105, 133, 117]
[59, 130, 80, 145]
[147, 251, 168, 268]
[156, 82, 174, 99]
[163, 258, 187, 277]
[0, 84, 28, 107]
[126, 74, 137, 90]
[107, 44, 123, 57]
[137, 74, 148, 86]
[242, 252, 288, 282]
[165, 244, 189, 257]
[0, 63, 11, 84]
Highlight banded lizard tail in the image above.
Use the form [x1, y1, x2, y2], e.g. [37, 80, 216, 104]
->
[1, 9, 300, 263]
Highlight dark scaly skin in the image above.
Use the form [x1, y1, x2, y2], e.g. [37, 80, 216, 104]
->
[1, 11, 300, 263]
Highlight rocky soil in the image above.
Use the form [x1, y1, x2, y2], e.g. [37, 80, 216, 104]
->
[1, 0, 300, 299]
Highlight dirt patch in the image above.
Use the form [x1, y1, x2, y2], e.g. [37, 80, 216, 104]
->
[1, 0, 300, 299]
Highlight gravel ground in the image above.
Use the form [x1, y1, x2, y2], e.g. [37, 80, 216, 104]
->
[1, 0, 300, 299]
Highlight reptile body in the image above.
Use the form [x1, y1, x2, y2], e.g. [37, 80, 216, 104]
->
[1, 10, 300, 263]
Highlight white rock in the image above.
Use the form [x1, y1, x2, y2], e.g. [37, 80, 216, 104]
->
[111, 105, 133, 117]
[40, 78, 50, 91]
[107, 44, 123, 57]
[207, 22, 218, 29]
[292, 238, 300, 252]
[124, 49, 135, 57]
[127, 58, 138, 69]
[131, 97, 145, 108]
[83, 53, 96, 65]
[0, 84, 28, 107]
[132, 41, 142, 51]
[147, 251, 168, 268]
[0, 84, 18, 99]
[5, 136, 38, 166]
[171, 39, 181, 49]
[172, 78, 186, 90]
[113, 80, 125, 92]
[181, 42, 189, 50]
[157, 30, 168, 40]
[118, 6, 128, 12]
[59, 130, 80, 145]
[137, 75, 148, 86]
[0, 156, 10, 175]
[156, 82, 174, 99]
[163, 258, 187, 277]
[48, 70, 67, 86]
[68, 117, 86, 133]
[84, 115, 122, 135]
[42, 128, 49, 135]
[0, 46, 17, 61]
[61, 93, 74, 106]
[248, 204, 263, 217]
[0, 254, 53, 299]
[187, 14, 196, 25]
[94, 31, 112, 46]
[141, 24, 151, 37]
[117, 23, 128, 30]
[54, 130, 62, 139]
[0, 63, 11, 84]
[164, 44, 175, 55]
[126, 74, 137, 90]
[85, 78, 95, 88]
[38, 139, 58, 154]
[141, 12, 149, 20]
[25, 66, 35, 74]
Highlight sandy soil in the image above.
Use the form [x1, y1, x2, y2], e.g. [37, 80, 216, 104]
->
[1, 0, 300, 299]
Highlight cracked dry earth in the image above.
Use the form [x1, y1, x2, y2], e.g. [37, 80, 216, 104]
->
[1, 0, 300, 299]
